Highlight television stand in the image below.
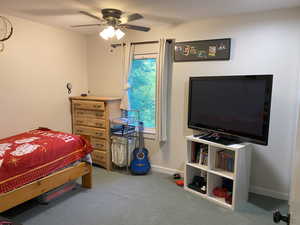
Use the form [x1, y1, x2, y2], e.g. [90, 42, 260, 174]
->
[184, 135, 252, 210]
[200, 133, 241, 146]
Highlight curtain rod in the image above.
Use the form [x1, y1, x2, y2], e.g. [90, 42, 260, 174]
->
[131, 39, 173, 45]
[110, 41, 158, 48]
[111, 43, 125, 48]
[131, 40, 159, 45]
[111, 39, 173, 48]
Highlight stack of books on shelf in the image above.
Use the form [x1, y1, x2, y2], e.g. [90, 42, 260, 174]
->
[200, 148, 208, 166]
[216, 150, 235, 172]
[191, 143, 208, 166]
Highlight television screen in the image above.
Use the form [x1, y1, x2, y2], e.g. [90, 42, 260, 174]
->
[188, 75, 273, 145]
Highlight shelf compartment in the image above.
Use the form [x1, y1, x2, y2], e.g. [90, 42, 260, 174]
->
[209, 146, 235, 178]
[187, 142, 209, 164]
[185, 164, 207, 195]
[207, 173, 233, 207]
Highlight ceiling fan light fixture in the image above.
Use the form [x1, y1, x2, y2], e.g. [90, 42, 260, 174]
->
[99, 26, 115, 40]
[106, 26, 115, 38]
[99, 26, 125, 40]
[99, 30, 109, 40]
[115, 29, 125, 40]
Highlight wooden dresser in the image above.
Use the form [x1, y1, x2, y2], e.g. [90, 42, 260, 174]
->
[69, 96, 121, 170]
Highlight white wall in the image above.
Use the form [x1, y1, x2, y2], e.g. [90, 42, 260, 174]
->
[87, 36, 123, 97]
[87, 8, 300, 199]
[0, 15, 88, 138]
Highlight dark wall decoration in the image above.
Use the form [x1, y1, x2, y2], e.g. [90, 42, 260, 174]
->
[174, 38, 231, 62]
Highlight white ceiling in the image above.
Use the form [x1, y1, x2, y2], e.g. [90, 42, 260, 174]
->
[0, 0, 299, 34]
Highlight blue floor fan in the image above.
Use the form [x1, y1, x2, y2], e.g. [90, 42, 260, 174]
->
[130, 121, 151, 175]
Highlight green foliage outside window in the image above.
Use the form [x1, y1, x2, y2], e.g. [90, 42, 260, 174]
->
[128, 58, 157, 128]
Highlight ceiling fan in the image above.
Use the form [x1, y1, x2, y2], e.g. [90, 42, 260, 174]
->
[72, 8, 150, 40]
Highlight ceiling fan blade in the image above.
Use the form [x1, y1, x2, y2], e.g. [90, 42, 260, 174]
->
[71, 24, 103, 28]
[120, 13, 143, 24]
[120, 24, 150, 32]
[79, 11, 103, 21]
[127, 13, 144, 22]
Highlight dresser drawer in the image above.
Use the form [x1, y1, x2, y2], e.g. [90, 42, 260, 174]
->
[73, 100, 105, 111]
[74, 126, 106, 138]
[90, 137, 107, 150]
[75, 109, 105, 119]
[92, 150, 106, 167]
[75, 118, 106, 128]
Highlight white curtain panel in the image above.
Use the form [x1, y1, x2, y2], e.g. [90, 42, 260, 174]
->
[157, 39, 174, 142]
[120, 42, 135, 110]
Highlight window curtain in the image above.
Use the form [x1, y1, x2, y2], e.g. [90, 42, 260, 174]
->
[120, 42, 135, 110]
[157, 38, 174, 142]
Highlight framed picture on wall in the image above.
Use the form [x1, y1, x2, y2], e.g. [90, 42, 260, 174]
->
[174, 38, 231, 62]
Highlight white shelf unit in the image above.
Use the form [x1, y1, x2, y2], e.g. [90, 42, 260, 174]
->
[184, 135, 252, 210]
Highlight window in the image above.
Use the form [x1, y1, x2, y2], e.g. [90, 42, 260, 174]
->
[128, 55, 157, 131]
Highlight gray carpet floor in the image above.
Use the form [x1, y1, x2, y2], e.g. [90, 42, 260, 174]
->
[2, 166, 288, 225]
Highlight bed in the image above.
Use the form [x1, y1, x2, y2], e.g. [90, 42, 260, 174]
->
[0, 128, 93, 213]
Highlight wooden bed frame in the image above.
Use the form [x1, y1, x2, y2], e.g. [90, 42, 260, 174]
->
[0, 162, 92, 213]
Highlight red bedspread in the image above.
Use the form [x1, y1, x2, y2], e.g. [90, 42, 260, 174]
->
[0, 129, 92, 194]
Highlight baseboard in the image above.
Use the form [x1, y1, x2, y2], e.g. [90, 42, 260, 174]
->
[152, 164, 289, 200]
[250, 185, 289, 200]
[151, 165, 184, 176]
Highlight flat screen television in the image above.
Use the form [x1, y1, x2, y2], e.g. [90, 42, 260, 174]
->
[188, 75, 273, 145]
